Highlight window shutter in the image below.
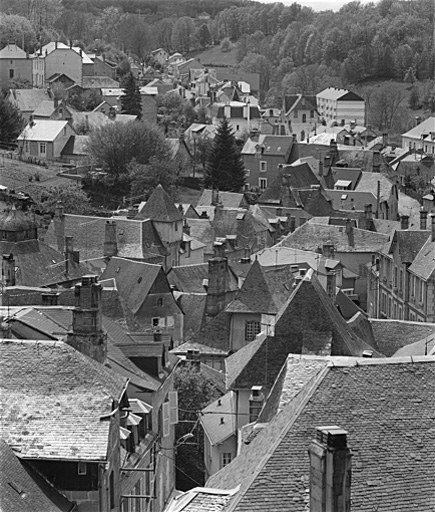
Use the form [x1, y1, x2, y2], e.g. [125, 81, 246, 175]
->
[162, 402, 170, 437]
[169, 391, 178, 425]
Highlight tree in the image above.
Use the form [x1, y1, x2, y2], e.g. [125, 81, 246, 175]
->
[196, 23, 211, 49]
[0, 13, 37, 51]
[204, 118, 245, 192]
[171, 17, 195, 53]
[128, 157, 178, 201]
[0, 96, 24, 142]
[369, 83, 407, 130]
[36, 185, 93, 215]
[408, 87, 420, 109]
[87, 121, 169, 189]
[120, 73, 142, 119]
[173, 364, 221, 490]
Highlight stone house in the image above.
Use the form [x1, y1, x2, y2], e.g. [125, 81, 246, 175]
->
[32, 42, 82, 88]
[0, 43, 32, 89]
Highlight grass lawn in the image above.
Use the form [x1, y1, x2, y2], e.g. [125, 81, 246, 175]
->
[193, 45, 238, 67]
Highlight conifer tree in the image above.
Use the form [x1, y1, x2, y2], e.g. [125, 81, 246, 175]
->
[204, 117, 245, 192]
[121, 72, 142, 118]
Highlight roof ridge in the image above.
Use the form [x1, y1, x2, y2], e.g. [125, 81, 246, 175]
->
[225, 364, 330, 512]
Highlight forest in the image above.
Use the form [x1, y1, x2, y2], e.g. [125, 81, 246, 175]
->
[1, 0, 434, 131]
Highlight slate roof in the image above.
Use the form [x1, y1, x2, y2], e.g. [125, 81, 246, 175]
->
[408, 236, 435, 280]
[137, 185, 182, 222]
[81, 76, 119, 89]
[208, 357, 435, 512]
[284, 94, 317, 114]
[0, 339, 127, 461]
[165, 487, 237, 512]
[201, 391, 236, 446]
[0, 43, 28, 59]
[402, 116, 435, 139]
[369, 319, 435, 357]
[278, 219, 390, 253]
[32, 100, 56, 118]
[101, 257, 162, 315]
[197, 190, 247, 209]
[0, 440, 76, 512]
[325, 189, 376, 212]
[192, 310, 232, 352]
[168, 264, 239, 294]
[225, 270, 380, 391]
[383, 229, 431, 263]
[43, 213, 167, 262]
[355, 171, 395, 201]
[176, 293, 207, 339]
[225, 260, 294, 314]
[8, 88, 50, 112]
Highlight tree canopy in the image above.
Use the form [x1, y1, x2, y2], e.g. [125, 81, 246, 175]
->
[204, 117, 245, 193]
[0, 96, 24, 143]
[120, 72, 142, 118]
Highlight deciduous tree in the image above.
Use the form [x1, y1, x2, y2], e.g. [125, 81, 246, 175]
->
[120, 73, 142, 118]
[0, 96, 24, 142]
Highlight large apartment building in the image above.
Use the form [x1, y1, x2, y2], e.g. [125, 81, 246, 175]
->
[316, 87, 365, 126]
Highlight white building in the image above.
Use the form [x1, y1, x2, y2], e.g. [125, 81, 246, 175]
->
[401, 117, 435, 155]
[316, 87, 365, 126]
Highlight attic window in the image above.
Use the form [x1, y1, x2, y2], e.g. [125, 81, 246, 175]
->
[78, 462, 87, 475]
[341, 194, 348, 200]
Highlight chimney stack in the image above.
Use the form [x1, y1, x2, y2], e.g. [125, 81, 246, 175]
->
[205, 244, 228, 317]
[308, 426, 352, 512]
[54, 201, 65, 252]
[326, 271, 337, 301]
[400, 215, 409, 230]
[249, 386, 264, 423]
[431, 213, 435, 242]
[372, 150, 381, 172]
[66, 275, 107, 363]
[322, 241, 335, 259]
[420, 208, 428, 230]
[211, 188, 220, 206]
[104, 220, 118, 258]
[2, 254, 16, 287]
[318, 161, 323, 177]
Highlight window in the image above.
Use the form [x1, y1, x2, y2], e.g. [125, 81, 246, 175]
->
[39, 142, 46, 155]
[302, 113, 306, 123]
[245, 320, 261, 341]
[394, 266, 398, 288]
[419, 279, 424, 302]
[162, 402, 170, 437]
[9, 69, 14, 78]
[259, 178, 267, 190]
[152, 317, 159, 327]
[310, 110, 314, 118]
[77, 462, 87, 475]
[399, 269, 403, 291]
[259, 161, 267, 172]
[156, 298, 163, 307]
[222, 452, 233, 467]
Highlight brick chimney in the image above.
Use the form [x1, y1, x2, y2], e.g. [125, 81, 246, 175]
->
[372, 150, 381, 172]
[308, 426, 352, 512]
[66, 275, 107, 363]
[400, 215, 409, 230]
[54, 201, 65, 252]
[2, 254, 16, 286]
[322, 241, 335, 259]
[420, 208, 428, 230]
[326, 271, 337, 300]
[104, 220, 118, 258]
[205, 244, 228, 317]
[345, 219, 354, 247]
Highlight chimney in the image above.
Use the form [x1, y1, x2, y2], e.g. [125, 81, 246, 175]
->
[382, 132, 388, 147]
[308, 426, 352, 512]
[104, 220, 118, 258]
[400, 215, 409, 230]
[205, 246, 228, 317]
[292, 133, 297, 142]
[324, 155, 331, 169]
[64, 235, 73, 275]
[54, 201, 65, 252]
[322, 241, 335, 259]
[431, 213, 435, 242]
[318, 161, 323, 177]
[249, 386, 264, 423]
[364, 203, 373, 220]
[372, 150, 381, 172]
[55, 40, 58, 49]
[375, 180, 381, 219]
[211, 188, 220, 206]
[42, 292, 59, 306]
[420, 208, 428, 230]
[326, 271, 337, 300]
[2, 254, 16, 286]
[66, 275, 107, 363]
[345, 219, 354, 247]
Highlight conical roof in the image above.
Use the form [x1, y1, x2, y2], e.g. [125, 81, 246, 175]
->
[137, 184, 182, 222]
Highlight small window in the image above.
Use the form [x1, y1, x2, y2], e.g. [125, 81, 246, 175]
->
[78, 462, 87, 475]
[109, 471, 115, 509]
[245, 320, 261, 341]
[157, 297, 163, 307]
[259, 161, 267, 172]
[222, 452, 233, 467]
[310, 110, 314, 118]
[259, 178, 267, 190]
[152, 317, 159, 327]
[302, 113, 306, 123]
[293, 110, 298, 118]
[9, 69, 14, 78]
[1, 232, 7, 240]
[39, 142, 46, 155]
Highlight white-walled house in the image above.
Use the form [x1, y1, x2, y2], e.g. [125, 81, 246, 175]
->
[401, 117, 435, 155]
[17, 120, 76, 160]
[316, 87, 365, 126]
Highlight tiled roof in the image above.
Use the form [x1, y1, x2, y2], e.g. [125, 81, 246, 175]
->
[168, 264, 239, 294]
[284, 94, 317, 114]
[176, 293, 207, 339]
[208, 357, 435, 512]
[0, 43, 28, 58]
[137, 184, 182, 222]
[201, 391, 236, 446]
[278, 219, 390, 253]
[0, 440, 75, 512]
[8, 89, 50, 112]
[101, 257, 162, 315]
[192, 310, 231, 352]
[187, 219, 215, 253]
[81, 76, 119, 89]
[197, 190, 246, 209]
[213, 208, 271, 246]
[32, 100, 56, 117]
[325, 189, 376, 212]
[355, 172, 395, 201]
[165, 487, 237, 512]
[369, 319, 435, 357]
[330, 167, 362, 189]
[0, 339, 127, 461]
[225, 260, 293, 314]
[384, 229, 431, 263]
[171, 341, 227, 356]
[408, 236, 435, 280]
[43, 213, 167, 262]
[402, 116, 435, 139]
[18, 120, 70, 142]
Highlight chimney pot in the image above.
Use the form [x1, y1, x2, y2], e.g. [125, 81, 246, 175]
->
[400, 215, 409, 230]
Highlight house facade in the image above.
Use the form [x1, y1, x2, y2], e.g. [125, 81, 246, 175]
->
[316, 87, 365, 126]
[401, 116, 435, 155]
[210, 102, 261, 140]
[32, 42, 82, 88]
[0, 43, 32, 88]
